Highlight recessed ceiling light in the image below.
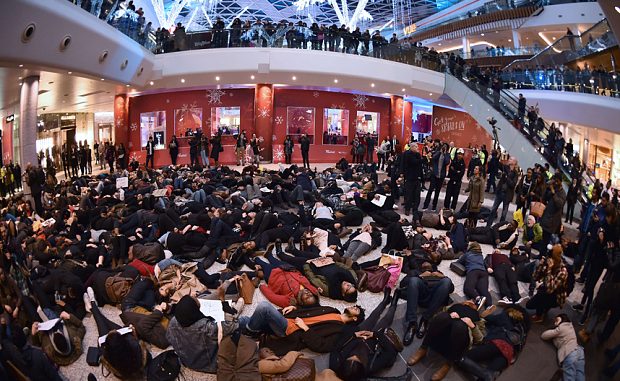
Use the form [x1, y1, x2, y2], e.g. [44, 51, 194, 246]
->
[480, 33, 485, 36]
[402, 88, 406, 92]
[429, 93, 433, 96]
[126, 84, 130, 87]
[292, 76, 296, 80]
[181, 78, 185, 83]
[68, 71, 72, 75]
[438, 43, 442, 46]
[149, 81, 154, 85]
[100, 78, 105, 81]
[18, 76, 22, 80]
[215, 76, 220, 81]
[334, 79, 338, 83]
[371, 83, 375, 87]
[19, 82, 22, 86]
[508, 39, 512, 42]
[18, 64, 23, 68]
[552, 37, 556, 40]
[250, 75, 255, 80]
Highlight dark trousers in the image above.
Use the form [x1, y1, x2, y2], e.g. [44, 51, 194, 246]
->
[285, 153, 292, 164]
[145, 154, 154, 168]
[493, 263, 521, 301]
[466, 343, 508, 372]
[301, 151, 310, 169]
[566, 202, 576, 223]
[444, 181, 461, 210]
[424, 176, 444, 210]
[403, 179, 421, 216]
[526, 291, 558, 315]
[400, 276, 453, 325]
[464, 269, 492, 306]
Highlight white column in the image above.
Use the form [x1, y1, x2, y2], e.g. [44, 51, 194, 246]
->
[462, 36, 470, 55]
[511, 29, 521, 50]
[19, 76, 39, 167]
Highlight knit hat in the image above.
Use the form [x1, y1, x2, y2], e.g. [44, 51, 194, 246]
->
[468, 242, 482, 254]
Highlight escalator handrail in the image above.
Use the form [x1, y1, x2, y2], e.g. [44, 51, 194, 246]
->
[504, 18, 611, 71]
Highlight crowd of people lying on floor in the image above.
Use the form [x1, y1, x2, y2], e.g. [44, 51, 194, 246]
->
[0, 136, 618, 381]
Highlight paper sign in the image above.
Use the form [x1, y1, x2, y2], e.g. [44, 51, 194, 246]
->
[116, 177, 128, 189]
[198, 299, 225, 322]
[98, 326, 133, 346]
[37, 318, 60, 332]
[152, 189, 168, 197]
[371, 194, 387, 207]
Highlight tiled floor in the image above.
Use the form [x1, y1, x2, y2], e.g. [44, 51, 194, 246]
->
[59, 163, 615, 381]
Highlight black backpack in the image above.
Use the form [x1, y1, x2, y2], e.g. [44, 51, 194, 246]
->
[147, 350, 181, 381]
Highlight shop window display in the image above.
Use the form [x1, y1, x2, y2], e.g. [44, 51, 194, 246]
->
[140, 111, 166, 150]
[211, 107, 240, 136]
[175, 106, 203, 137]
[355, 111, 379, 139]
[286, 107, 315, 144]
[323, 108, 349, 145]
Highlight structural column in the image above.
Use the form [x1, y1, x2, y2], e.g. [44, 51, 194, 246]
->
[511, 29, 521, 50]
[390, 95, 412, 146]
[254, 84, 274, 161]
[19, 76, 39, 167]
[114, 94, 129, 149]
[462, 36, 471, 56]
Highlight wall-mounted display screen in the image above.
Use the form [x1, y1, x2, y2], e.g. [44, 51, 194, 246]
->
[211, 107, 240, 136]
[140, 111, 166, 150]
[323, 108, 349, 145]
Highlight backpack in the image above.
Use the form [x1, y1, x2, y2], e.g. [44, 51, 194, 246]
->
[503, 323, 527, 363]
[147, 350, 181, 381]
[104, 274, 135, 303]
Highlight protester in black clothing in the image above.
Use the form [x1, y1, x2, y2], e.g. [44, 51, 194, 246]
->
[145, 136, 155, 169]
[401, 144, 423, 219]
[169, 135, 179, 165]
[299, 133, 311, 169]
[444, 148, 465, 210]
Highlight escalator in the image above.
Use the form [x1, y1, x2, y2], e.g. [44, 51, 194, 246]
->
[444, 72, 596, 196]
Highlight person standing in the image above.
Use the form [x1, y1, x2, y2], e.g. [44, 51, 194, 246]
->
[235, 131, 248, 166]
[444, 148, 465, 210]
[299, 133, 311, 169]
[565, 178, 581, 224]
[86, 142, 93, 174]
[423, 143, 451, 211]
[61, 144, 69, 178]
[168, 135, 179, 166]
[517, 93, 527, 120]
[200, 134, 210, 168]
[540, 175, 567, 255]
[284, 135, 294, 164]
[487, 158, 518, 226]
[93, 140, 100, 165]
[106, 143, 115, 172]
[189, 135, 199, 167]
[26, 163, 44, 216]
[485, 150, 500, 193]
[365, 133, 375, 163]
[401, 143, 423, 219]
[210, 132, 223, 167]
[466, 165, 485, 228]
[70, 144, 79, 177]
[117, 143, 127, 170]
[390, 134, 399, 155]
[145, 135, 155, 169]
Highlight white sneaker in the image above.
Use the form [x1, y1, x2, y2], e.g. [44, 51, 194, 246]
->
[497, 297, 512, 305]
[476, 296, 487, 311]
[516, 296, 530, 305]
[83, 293, 92, 313]
[87, 287, 97, 307]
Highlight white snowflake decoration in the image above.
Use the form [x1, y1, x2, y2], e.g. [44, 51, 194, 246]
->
[353, 94, 369, 109]
[274, 147, 284, 161]
[180, 102, 199, 113]
[130, 122, 138, 132]
[206, 89, 226, 104]
[393, 116, 403, 126]
[130, 152, 139, 162]
[115, 117, 124, 129]
[275, 116, 284, 125]
[258, 107, 270, 119]
[229, 93, 234, 97]
[313, 91, 320, 98]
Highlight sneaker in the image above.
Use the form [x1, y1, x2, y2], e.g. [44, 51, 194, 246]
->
[475, 296, 487, 311]
[516, 296, 530, 304]
[497, 297, 512, 305]
[83, 292, 92, 313]
[87, 287, 97, 307]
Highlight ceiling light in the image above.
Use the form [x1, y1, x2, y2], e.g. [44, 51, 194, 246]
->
[370, 83, 375, 87]
[149, 81, 154, 85]
[429, 93, 433, 96]
[402, 88, 406, 92]
[508, 39, 512, 42]
[215, 76, 220, 81]
[100, 78, 105, 81]
[18, 64, 23, 68]
[438, 43, 442, 46]
[250, 75, 255, 80]
[19, 82, 22, 86]
[68, 71, 72, 75]
[480, 33, 485, 36]
[552, 37, 556, 40]
[181, 78, 185, 83]
[126, 84, 130, 87]
[334, 79, 338, 83]
[18, 76, 22, 80]
[292, 76, 296, 80]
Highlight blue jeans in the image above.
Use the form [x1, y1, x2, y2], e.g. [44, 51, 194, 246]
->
[487, 190, 509, 226]
[200, 150, 209, 166]
[562, 346, 585, 381]
[238, 301, 288, 337]
[402, 276, 454, 325]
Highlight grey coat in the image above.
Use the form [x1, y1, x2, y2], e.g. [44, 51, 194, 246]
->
[540, 187, 566, 234]
[166, 317, 219, 373]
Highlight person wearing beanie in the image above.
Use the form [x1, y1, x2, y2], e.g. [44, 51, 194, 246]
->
[456, 242, 493, 308]
[526, 244, 569, 323]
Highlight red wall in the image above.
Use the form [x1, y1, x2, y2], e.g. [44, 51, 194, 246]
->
[127, 88, 255, 166]
[431, 106, 492, 150]
[3, 121, 12, 164]
[272, 89, 391, 164]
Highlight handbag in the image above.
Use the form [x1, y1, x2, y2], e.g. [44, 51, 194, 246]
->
[530, 201, 546, 218]
[270, 357, 315, 381]
[147, 350, 181, 381]
[450, 261, 466, 276]
[236, 273, 256, 304]
[364, 266, 391, 293]
[86, 346, 100, 366]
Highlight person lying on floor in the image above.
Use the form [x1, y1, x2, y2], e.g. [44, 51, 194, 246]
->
[468, 220, 519, 249]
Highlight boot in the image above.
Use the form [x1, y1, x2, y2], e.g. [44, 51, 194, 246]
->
[275, 239, 283, 254]
[431, 363, 451, 381]
[407, 347, 427, 365]
[457, 357, 496, 381]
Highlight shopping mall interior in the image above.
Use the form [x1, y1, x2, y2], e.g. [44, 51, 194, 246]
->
[1, 0, 620, 380]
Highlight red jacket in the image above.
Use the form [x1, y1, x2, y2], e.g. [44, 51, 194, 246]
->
[259, 268, 318, 308]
